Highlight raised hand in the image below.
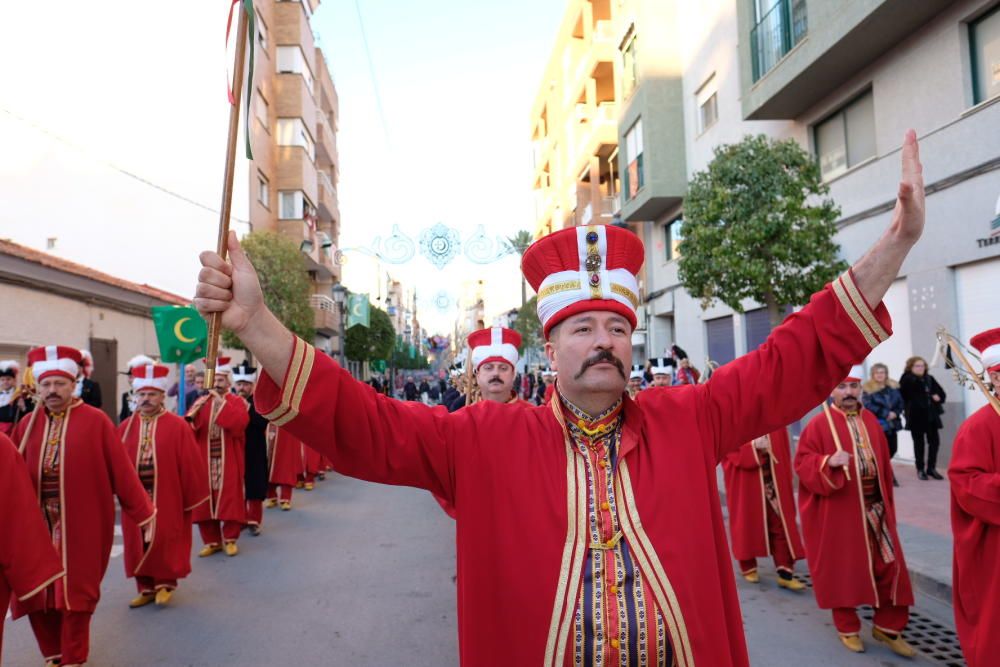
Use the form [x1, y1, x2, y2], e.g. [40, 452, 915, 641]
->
[194, 231, 265, 335]
[890, 129, 925, 245]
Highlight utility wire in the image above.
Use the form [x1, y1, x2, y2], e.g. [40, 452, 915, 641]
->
[352, 0, 391, 148]
[0, 106, 251, 225]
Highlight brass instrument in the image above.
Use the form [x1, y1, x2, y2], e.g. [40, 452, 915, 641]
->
[935, 327, 1000, 417]
[184, 391, 217, 423]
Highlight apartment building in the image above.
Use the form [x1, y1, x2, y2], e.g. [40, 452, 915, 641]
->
[623, 0, 1000, 464]
[247, 0, 343, 357]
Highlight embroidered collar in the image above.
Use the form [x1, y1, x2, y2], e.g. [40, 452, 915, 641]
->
[559, 391, 623, 439]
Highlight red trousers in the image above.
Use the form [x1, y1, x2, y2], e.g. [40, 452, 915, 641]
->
[267, 484, 294, 502]
[299, 472, 316, 485]
[197, 520, 242, 546]
[832, 539, 909, 634]
[739, 501, 794, 574]
[135, 576, 178, 594]
[28, 610, 92, 665]
[246, 500, 263, 526]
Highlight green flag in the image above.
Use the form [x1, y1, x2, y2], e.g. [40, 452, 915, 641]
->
[371, 359, 386, 373]
[347, 293, 370, 329]
[151, 306, 208, 364]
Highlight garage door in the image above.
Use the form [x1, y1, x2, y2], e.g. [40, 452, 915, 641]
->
[864, 279, 914, 461]
[957, 258, 1000, 418]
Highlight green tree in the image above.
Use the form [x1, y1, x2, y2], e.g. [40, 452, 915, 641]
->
[345, 306, 395, 362]
[678, 134, 847, 329]
[223, 231, 314, 350]
[513, 295, 542, 352]
[507, 230, 534, 307]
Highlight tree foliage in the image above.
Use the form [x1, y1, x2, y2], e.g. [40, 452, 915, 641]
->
[345, 305, 395, 362]
[222, 231, 314, 350]
[678, 134, 847, 328]
[513, 295, 542, 352]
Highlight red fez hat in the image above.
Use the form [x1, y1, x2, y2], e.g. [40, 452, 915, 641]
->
[468, 327, 521, 370]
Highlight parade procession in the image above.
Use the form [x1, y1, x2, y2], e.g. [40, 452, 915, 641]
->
[3, 0, 1000, 665]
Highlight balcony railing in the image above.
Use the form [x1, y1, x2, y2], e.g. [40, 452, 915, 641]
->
[750, 0, 807, 82]
[310, 294, 339, 335]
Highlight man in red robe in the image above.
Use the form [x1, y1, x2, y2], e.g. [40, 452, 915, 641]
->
[194, 132, 925, 666]
[0, 433, 63, 657]
[451, 327, 526, 409]
[949, 327, 1000, 667]
[118, 362, 209, 608]
[722, 427, 805, 590]
[188, 356, 249, 557]
[299, 442, 323, 490]
[267, 425, 305, 510]
[13, 345, 155, 667]
[795, 365, 915, 656]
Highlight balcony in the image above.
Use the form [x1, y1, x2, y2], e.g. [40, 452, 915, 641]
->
[276, 147, 318, 206]
[316, 111, 337, 165]
[274, 74, 317, 132]
[740, 0, 954, 119]
[317, 169, 338, 222]
[582, 101, 618, 159]
[274, 1, 315, 59]
[310, 294, 339, 335]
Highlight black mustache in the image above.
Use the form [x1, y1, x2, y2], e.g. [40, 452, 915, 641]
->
[576, 350, 626, 380]
[487, 377, 503, 385]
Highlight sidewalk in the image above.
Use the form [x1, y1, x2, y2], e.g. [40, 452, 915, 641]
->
[890, 460, 954, 605]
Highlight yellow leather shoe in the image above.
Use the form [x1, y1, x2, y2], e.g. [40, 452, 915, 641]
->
[872, 628, 916, 657]
[839, 634, 865, 653]
[224, 541, 239, 557]
[129, 592, 155, 608]
[265, 498, 278, 509]
[155, 588, 173, 606]
[280, 500, 292, 511]
[777, 577, 806, 591]
[304, 482, 315, 491]
[198, 544, 222, 557]
[295, 481, 305, 489]
[742, 570, 760, 583]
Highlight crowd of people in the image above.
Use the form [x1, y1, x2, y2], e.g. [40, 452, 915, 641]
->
[0, 350, 335, 666]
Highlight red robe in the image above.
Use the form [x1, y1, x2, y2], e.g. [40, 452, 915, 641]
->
[255, 272, 891, 667]
[721, 428, 804, 562]
[12, 400, 155, 615]
[0, 434, 63, 655]
[268, 425, 304, 487]
[118, 410, 210, 582]
[190, 392, 250, 524]
[301, 441, 323, 478]
[948, 402, 1000, 667]
[794, 404, 914, 610]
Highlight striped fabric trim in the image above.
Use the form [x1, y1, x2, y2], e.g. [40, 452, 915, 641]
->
[261, 338, 316, 427]
[616, 461, 695, 667]
[543, 397, 590, 667]
[16, 570, 65, 602]
[831, 272, 889, 349]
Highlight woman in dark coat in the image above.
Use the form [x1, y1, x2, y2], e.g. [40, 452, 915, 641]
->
[862, 363, 904, 486]
[899, 356, 947, 480]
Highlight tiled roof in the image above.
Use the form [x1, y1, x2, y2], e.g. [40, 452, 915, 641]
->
[0, 238, 189, 306]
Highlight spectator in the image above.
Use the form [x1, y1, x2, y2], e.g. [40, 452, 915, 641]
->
[862, 363, 904, 486]
[899, 356, 947, 481]
[418, 378, 431, 403]
[674, 358, 701, 386]
[403, 376, 419, 401]
[185, 371, 206, 408]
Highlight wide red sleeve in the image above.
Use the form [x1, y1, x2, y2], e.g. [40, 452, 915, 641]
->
[254, 336, 459, 502]
[102, 414, 155, 526]
[175, 419, 210, 512]
[214, 394, 250, 432]
[698, 270, 892, 462]
[724, 442, 763, 470]
[0, 435, 63, 602]
[949, 411, 1000, 526]
[794, 418, 847, 496]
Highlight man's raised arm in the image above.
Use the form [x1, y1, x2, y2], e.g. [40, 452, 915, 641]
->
[699, 130, 924, 459]
[193, 233, 457, 501]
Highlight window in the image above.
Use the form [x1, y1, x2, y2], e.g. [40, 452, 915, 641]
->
[664, 218, 683, 261]
[814, 90, 876, 180]
[257, 172, 270, 208]
[279, 190, 306, 220]
[254, 90, 268, 129]
[971, 6, 1000, 105]
[624, 119, 644, 199]
[276, 118, 316, 161]
[256, 10, 268, 51]
[277, 45, 314, 94]
[621, 32, 638, 98]
[695, 74, 718, 135]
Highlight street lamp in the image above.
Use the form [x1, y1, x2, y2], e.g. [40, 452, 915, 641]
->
[331, 283, 347, 368]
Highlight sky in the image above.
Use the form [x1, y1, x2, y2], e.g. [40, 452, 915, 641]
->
[0, 0, 565, 335]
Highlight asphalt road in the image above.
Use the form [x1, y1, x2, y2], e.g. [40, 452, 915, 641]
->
[3, 473, 959, 666]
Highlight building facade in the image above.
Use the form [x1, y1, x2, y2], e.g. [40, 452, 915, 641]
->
[247, 0, 343, 357]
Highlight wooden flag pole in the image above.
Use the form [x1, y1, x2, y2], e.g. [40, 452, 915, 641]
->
[945, 336, 1000, 417]
[205, 5, 250, 389]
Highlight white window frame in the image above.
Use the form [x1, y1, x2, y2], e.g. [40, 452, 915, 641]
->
[278, 190, 305, 220]
[257, 172, 270, 208]
[695, 73, 718, 135]
[256, 9, 269, 51]
[276, 45, 315, 94]
[276, 117, 316, 161]
[814, 89, 876, 181]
